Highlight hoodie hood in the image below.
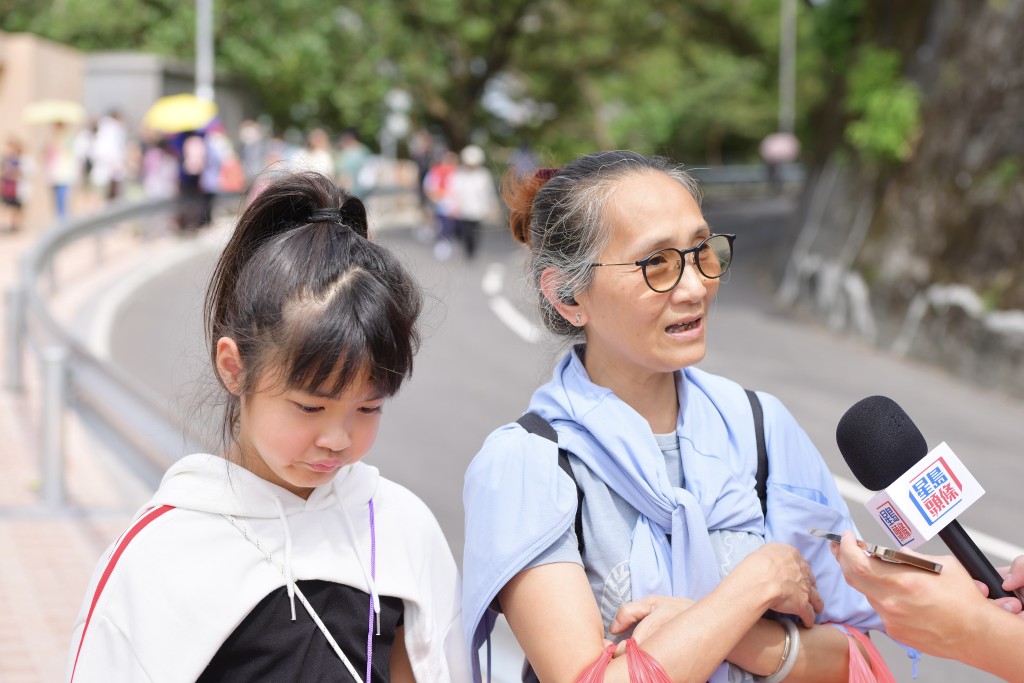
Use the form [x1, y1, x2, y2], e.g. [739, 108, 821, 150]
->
[149, 453, 380, 518]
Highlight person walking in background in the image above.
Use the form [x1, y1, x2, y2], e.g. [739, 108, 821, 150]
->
[141, 138, 179, 201]
[238, 119, 268, 184]
[72, 119, 102, 211]
[462, 151, 887, 683]
[89, 110, 127, 201]
[1, 136, 28, 233]
[335, 128, 371, 197]
[45, 121, 78, 223]
[448, 145, 498, 260]
[423, 150, 459, 261]
[140, 137, 180, 237]
[66, 171, 469, 682]
[177, 132, 207, 231]
[408, 128, 435, 224]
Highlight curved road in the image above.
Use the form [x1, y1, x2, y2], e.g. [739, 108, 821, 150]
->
[108, 197, 1024, 682]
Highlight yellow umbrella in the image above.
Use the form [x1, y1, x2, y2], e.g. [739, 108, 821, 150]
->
[23, 99, 86, 125]
[142, 94, 218, 133]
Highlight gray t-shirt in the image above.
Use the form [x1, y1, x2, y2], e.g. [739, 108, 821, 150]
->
[524, 432, 763, 682]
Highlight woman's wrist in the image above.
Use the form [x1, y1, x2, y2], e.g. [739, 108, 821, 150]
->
[724, 616, 790, 674]
[754, 618, 799, 683]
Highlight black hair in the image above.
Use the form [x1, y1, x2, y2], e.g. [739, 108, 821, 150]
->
[204, 171, 422, 447]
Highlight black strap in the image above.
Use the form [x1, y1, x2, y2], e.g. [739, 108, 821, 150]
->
[746, 389, 769, 519]
[517, 413, 585, 555]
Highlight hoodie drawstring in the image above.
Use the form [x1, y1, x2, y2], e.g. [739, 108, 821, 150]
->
[223, 513, 363, 683]
[364, 499, 377, 683]
[272, 496, 297, 621]
[339, 496, 382, 631]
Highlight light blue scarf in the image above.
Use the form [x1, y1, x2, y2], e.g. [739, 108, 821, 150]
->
[463, 347, 881, 682]
[526, 348, 764, 683]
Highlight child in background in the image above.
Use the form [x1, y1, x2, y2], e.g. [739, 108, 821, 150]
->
[67, 171, 469, 682]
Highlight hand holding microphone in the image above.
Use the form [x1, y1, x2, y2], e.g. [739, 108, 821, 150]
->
[831, 397, 1024, 678]
[835, 395, 1018, 601]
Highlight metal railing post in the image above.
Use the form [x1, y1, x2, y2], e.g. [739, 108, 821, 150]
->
[4, 286, 25, 391]
[40, 346, 69, 508]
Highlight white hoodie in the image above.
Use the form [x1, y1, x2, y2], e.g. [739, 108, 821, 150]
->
[67, 453, 469, 682]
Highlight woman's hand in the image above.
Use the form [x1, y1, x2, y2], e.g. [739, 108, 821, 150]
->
[731, 542, 823, 626]
[608, 596, 696, 655]
[832, 531, 980, 653]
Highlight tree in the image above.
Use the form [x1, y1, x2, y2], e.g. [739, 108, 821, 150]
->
[2, 0, 804, 164]
[782, 0, 1024, 396]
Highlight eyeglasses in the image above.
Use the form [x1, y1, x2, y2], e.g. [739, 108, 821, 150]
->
[590, 233, 736, 293]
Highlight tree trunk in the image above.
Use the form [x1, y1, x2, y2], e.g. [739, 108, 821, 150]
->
[787, 0, 1024, 397]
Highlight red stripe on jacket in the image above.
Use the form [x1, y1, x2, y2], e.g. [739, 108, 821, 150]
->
[69, 504, 175, 681]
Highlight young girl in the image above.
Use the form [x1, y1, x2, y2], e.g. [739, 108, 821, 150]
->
[462, 152, 884, 682]
[67, 171, 469, 682]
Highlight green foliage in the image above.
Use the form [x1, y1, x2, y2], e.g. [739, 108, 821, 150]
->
[843, 45, 921, 163]
[807, 0, 865, 66]
[0, 0, 831, 163]
[991, 157, 1021, 190]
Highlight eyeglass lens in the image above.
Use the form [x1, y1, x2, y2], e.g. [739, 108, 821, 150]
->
[644, 235, 733, 292]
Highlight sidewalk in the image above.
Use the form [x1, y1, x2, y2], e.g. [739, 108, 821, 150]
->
[0, 225, 171, 682]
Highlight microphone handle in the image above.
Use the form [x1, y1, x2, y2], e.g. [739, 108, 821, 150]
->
[938, 521, 1015, 600]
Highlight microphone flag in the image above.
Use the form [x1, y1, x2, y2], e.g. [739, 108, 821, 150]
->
[865, 442, 985, 549]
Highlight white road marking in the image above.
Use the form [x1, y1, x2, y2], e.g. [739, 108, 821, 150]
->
[483, 262, 543, 344]
[488, 296, 543, 344]
[482, 262, 504, 296]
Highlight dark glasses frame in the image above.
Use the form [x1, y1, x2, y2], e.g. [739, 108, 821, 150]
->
[589, 233, 736, 293]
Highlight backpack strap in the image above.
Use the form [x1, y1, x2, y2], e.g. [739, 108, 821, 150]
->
[745, 389, 769, 519]
[517, 413, 585, 556]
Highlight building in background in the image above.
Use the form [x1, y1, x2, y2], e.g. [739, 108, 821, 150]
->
[0, 31, 257, 230]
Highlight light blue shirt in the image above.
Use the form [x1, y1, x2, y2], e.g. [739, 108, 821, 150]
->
[462, 348, 882, 682]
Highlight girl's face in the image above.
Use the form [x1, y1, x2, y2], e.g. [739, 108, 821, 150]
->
[235, 369, 385, 499]
[576, 170, 719, 387]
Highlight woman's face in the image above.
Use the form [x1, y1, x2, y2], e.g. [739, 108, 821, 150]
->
[576, 170, 719, 387]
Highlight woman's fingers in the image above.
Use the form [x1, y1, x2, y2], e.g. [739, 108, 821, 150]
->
[609, 598, 656, 634]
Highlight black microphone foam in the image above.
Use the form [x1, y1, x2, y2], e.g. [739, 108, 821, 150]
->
[835, 395, 928, 491]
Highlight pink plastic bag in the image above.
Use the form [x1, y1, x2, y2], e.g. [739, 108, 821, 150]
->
[830, 623, 897, 683]
[575, 638, 672, 683]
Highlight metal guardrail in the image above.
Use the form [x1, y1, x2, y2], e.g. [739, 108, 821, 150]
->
[5, 195, 241, 502]
[687, 162, 804, 186]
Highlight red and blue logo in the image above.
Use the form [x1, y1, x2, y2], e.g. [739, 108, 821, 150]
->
[876, 501, 916, 546]
[908, 457, 963, 526]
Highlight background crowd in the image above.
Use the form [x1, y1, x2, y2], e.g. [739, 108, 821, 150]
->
[2, 106, 505, 259]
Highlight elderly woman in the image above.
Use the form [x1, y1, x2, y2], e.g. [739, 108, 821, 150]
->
[462, 151, 884, 683]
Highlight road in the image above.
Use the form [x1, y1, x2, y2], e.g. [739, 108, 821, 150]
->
[106, 196, 1023, 682]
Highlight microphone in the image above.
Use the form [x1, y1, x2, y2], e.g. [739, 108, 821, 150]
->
[836, 395, 1016, 601]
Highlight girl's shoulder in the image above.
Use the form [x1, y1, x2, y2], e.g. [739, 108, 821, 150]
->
[373, 476, 434, 516]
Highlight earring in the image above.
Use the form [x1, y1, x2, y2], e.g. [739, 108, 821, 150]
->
[575, 312, 582, 326]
